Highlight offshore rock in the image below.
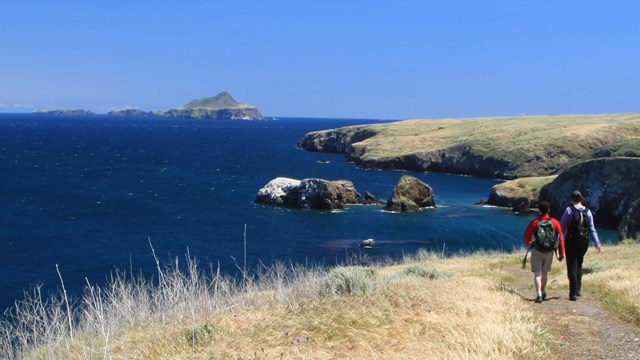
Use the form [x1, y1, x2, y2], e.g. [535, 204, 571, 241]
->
[539, 157, 640, 241]
[255, 177, 301, 207]
[384, 175, 435, 212]
[364, 191, 385, 205]
[360, 238, 375, 248]
[256, 177, 363, 210]
[298, 178, 362, 210]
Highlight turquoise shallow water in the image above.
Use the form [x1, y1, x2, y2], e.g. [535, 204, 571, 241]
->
[0, 114, 617, 313]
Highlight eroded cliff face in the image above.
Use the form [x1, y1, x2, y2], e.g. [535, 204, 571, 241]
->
[539, 157, 640, 240]
[299, 131, 520, 178]
[297, 127, 378, 154]
[352, 147, 519, 179]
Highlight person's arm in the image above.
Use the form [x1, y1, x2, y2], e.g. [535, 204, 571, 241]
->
[587, 210, 602, 251]
[553, 219, 565, 259]
[560, 206, 572, 235]
[523, 219, 537, 247]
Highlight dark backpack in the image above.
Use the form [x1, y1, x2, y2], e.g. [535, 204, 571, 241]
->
[534, 219, 558, 252]
[569, 204, 590, 243]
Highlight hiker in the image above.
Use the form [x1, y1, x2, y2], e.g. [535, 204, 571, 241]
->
[523, 201, 565, 303]
[560, 190, 602, 301]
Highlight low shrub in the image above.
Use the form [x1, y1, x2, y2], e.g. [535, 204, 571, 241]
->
[319, 266, 375, 297]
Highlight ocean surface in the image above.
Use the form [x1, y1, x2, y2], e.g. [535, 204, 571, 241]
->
[0, 114, 617, 314]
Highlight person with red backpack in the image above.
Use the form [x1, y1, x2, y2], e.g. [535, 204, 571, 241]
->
[560, 190, 603, 301]
[524, 201, 566, 303]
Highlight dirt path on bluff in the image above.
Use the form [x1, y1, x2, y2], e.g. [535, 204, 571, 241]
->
[505, 263, 640, 359]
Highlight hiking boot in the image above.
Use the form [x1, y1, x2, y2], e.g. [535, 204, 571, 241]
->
[541, 291, 547, 301]
[576, 291, 581, 297]
[569, 295, 578, 301]
[535, 295, 543, 303]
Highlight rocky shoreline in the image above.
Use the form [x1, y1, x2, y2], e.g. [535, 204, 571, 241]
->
[297, 113, 640, 241]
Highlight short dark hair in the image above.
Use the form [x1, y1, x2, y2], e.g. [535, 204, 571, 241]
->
[571, 190, 584, 201]
[538, 201, 550, 214]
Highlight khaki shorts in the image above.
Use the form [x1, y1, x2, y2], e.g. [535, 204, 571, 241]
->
[530, 247, 554, 273]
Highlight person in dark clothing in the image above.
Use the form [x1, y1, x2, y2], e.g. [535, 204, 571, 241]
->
[560, 190, 602, 301]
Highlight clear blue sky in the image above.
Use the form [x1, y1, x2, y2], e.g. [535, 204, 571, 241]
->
[1, 1, 639, 119]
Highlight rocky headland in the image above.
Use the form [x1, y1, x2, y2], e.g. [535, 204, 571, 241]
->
[298, 113, 640, 179]
[298, 113, 640, 239]
[486, 176, 557, 213]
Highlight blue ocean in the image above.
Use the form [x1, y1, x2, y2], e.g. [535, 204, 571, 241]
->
[0, 115, 617, 313]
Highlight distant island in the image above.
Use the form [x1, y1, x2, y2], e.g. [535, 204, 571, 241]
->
[32, 109, 96, 116]
[33, 91, 264, 120]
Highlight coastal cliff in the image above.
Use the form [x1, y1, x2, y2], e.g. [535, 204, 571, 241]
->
[298, 113, 640, 179]
[540, 157, 640, 240]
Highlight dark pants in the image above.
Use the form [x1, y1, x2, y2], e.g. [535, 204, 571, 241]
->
[565, 235, 589, 297]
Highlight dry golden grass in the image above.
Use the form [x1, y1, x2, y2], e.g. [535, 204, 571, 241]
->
[355, 113, 640, 158]
[56, 278, 550, 360]
[8, 243, 640, 359]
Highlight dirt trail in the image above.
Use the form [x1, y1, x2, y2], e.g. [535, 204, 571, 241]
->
[506, 263, 640, 359]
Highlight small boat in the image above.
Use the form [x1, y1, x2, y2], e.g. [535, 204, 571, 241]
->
[360, 238, 375, 248]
